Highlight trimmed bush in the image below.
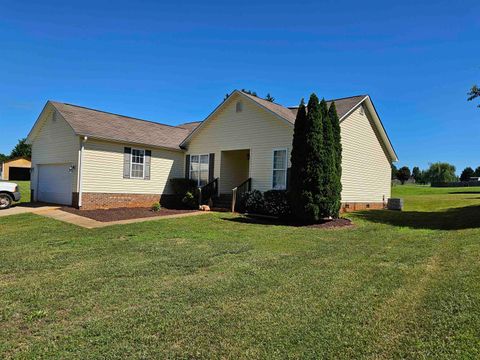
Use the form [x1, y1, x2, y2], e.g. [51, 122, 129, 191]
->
[182, 191, 198, 209]
[244, 190, 265, 214]
[241, 190, 290, 218]
[264, 190, 290, 218]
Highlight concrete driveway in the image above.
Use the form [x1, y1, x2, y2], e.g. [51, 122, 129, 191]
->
[0, 203, 60, 217]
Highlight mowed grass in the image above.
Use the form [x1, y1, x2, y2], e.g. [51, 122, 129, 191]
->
[1, 186, 480, 358]
[4, 180, 30, 203]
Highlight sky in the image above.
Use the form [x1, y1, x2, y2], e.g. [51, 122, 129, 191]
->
[0, 0, 479, 172]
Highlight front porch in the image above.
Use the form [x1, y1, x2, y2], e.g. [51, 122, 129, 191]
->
[196, 149, 251, 210]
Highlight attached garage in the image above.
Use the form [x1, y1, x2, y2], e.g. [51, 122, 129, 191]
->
[37, 164, 73, 205]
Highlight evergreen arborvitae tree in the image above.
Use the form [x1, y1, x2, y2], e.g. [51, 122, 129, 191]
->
[300, 94, 325, 223]
[289, 99, 307, 217]
[327, 101, 342, 217]
[319, 99, 335, 217]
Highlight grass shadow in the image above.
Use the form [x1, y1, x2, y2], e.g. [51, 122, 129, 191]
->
[221, 215, 353, 229]
[448, 191, 480, 194]
[356, 205, 480, 230]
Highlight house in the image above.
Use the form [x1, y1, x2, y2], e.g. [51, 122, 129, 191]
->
[26, 90, 397, 211]
[1, 157, 31, 181]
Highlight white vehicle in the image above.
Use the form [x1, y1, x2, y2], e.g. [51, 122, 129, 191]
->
[0, 181, 21, 209]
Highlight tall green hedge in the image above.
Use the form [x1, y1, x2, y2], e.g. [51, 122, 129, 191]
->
[289, 94, 342, 223]
[327, 101, 342, 217]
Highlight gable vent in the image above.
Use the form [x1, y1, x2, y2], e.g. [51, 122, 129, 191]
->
[359, 105, 365, 116]
[236, 101, 243, 113]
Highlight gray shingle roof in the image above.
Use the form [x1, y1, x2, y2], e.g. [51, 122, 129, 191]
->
[49, 93, 366, 150]
[245, 93, 367, 122]
[50, 102, 191, 150]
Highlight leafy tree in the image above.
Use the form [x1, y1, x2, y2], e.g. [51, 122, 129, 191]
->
[397, 166, 411, 185]
[10, 138, 31, 159]
[424, 162, 457, 183]
[391, 164, 398, 180]
[460, 167, 475, 181]
[412, 166, 421, 182]
[265, 93, 275, 102]
[474, 166, 480, 177]
[468, 85, 480, 107]
[418, 170, 428, 184]
[328, 101, 342, 217]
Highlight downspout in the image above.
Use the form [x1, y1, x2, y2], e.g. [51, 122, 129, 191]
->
[77, 136, 88, 207]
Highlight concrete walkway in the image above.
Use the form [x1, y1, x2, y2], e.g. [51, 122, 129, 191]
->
[37, 209, 208, 229]
[0, 203, 60, 217]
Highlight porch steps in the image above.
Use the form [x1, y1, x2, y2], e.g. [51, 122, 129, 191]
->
[213, 194, 233, 210]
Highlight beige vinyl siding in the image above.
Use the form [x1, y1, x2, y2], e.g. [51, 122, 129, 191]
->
[30, 109, 79, 193]
[186, 93, 293, 192]
[219, 150, 250, 193]
[81, 139, 184, 194]
[340, 105, 392, 202]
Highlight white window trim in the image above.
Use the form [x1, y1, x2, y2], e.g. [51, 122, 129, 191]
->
[189, 153, 210, 187]
[272, 148, 288, 190]
[130, 148, 146, 179]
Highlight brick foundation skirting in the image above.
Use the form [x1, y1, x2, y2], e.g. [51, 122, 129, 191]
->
[78, 193, 178, 210]
[340, 202, 385, 213]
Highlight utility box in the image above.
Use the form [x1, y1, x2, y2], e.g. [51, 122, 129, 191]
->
[387, 198, 403, 211]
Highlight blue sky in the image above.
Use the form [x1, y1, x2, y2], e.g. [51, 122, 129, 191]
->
[0, 0, 479, 172]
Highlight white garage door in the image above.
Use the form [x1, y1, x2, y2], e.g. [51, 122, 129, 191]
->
[38, 164, 73, 205]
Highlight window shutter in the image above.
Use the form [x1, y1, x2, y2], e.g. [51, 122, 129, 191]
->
[185, 154, 190, 179]
[144, 150, 151, 180]
[209, 153, 215, 182]
[123, 147, 131, 178]
[286, 167, 291, 190]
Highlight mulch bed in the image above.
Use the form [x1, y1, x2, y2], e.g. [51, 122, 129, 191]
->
[61, 207, 196, 222]
[307, 218, 353, 229]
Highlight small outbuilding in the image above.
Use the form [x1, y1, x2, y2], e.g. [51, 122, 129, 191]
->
[1, 157, 31, 181]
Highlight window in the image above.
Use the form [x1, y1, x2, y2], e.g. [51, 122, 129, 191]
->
[130, 149, 145, 179]
[272, 148, 287, 190]
[190, 154, 209, 186]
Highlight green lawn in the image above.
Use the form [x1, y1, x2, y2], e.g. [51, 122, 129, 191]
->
[1, 186, 480, 358]
[4, 180, 30, 203]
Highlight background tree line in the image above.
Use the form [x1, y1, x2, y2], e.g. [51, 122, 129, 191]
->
[0, 138, 32, 163]
[392, 162, 459, 185]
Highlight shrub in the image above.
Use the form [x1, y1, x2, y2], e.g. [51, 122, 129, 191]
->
[243, 190, 265, 214]
[263, 190, 290, 218]
[242, 190, 290, 218]
[182, 191, 198, 209]
[151, 202, 161, 212]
